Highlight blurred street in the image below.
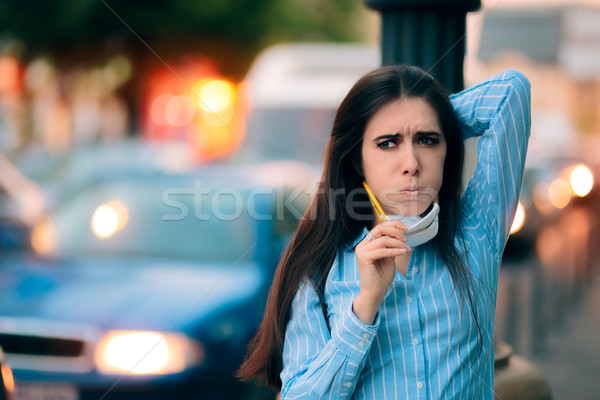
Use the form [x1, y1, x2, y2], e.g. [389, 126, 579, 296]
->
[534, 268, 600, 400]
[496, 202, 600, 400]
[2, 0, 600, 399]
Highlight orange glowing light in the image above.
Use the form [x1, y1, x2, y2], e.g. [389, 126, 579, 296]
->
[166, 95, 195, 127]
[201, 104, 234, 127]
[195, 79, 235, 112]
[1, 363, 14, 394]
[141, 59, 246, 161]
[31, 215, 58, 255]
[548, 178, 571, 209]
[150, 94, 173, 126]
[0, 55, 21, 93]
[532, 182, 555, 215]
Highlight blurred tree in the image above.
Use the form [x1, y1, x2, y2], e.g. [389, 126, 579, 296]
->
[0, 0, 370, 78]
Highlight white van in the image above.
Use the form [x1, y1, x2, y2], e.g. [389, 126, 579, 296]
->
[238, 42, 380, 165]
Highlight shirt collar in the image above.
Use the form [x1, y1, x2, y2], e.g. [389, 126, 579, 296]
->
[346, 227, 370, 252]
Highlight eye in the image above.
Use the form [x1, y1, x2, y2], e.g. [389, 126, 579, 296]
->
[377, 139, 397, 149]
[417, 135, 440, 146]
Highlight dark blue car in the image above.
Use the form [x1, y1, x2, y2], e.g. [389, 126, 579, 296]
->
[0, 165, 310, 399]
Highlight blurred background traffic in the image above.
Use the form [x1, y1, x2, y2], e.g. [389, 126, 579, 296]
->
[0, 0, 599, 399]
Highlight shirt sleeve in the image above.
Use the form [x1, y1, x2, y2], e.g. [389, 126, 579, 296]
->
[450, 69, 531, 256]
[280, 280, 379, 399]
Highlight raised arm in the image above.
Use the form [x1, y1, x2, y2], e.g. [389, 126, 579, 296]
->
[280, 280, 378, 399]
[450, 69, 531, 255]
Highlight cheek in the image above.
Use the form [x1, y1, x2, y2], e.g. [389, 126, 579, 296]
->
[433, 148, 447, 188]
[361, 146, 377, 177]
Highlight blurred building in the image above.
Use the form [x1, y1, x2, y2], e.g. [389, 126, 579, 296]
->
[465, 4, 600, 163]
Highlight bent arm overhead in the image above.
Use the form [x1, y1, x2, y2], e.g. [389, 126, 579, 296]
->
[450, 69, 532, 255]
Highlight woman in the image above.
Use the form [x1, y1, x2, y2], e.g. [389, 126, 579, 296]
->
[238, 65, 531, 399]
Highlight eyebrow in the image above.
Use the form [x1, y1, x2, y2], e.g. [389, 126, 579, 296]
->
[373, 131, 442, 141]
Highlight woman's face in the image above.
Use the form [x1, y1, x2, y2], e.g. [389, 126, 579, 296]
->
[361, 97, 447, 217]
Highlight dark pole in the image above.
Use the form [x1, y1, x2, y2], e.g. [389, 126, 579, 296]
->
[365, 0, 481, 93]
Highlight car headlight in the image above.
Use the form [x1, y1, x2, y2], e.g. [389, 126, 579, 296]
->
[95, 331, 203, 375]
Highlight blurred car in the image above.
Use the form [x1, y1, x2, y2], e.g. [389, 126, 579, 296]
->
[11, 139, 196, 217]
[0, 164, 309, 399]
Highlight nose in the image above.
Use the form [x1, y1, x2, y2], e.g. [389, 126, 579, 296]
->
[400, 144, 420, 176]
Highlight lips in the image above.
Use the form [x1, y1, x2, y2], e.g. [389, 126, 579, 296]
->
[400, 187, 422, 196]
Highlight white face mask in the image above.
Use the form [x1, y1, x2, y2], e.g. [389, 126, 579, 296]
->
[386, 203, 440, 247]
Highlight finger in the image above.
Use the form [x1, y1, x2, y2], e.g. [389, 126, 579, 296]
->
[357, 246, 412, 264]
[370, 247, 411, 258]
[379, 220, 409, 230]
[366, 235, 411, 251]
[369, 224, 408, 241]
[360, 247, 411, 264]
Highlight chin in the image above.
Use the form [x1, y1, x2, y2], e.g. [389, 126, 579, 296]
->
[389, 199, 432, 216]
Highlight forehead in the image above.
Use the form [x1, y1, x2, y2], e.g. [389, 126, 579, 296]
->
[364, 97, 441, 138]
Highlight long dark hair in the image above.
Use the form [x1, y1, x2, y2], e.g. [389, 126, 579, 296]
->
[238, 65, 480, 389]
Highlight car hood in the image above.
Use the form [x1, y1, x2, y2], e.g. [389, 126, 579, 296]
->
[0, 255, 267, 330]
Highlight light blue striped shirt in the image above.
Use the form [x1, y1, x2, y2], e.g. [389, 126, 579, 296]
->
[280, 70, 531, 399]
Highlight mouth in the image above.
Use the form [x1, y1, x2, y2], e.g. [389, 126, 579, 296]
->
[400, 187, 422, 196]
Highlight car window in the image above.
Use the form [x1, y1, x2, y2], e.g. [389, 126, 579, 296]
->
[48, 180, 259, 263]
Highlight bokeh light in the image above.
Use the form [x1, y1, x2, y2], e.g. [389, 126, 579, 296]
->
[569, 164, 594, 197]
[150, 94, 173, 126]
[98, 331, 170, 374]
[30, 215, 57, 255]
[91, 201, 129, 239]
[533, 182, 555, 215]
[165, 95, 195, 126]
[548, 178, 571, 209]
[195, 79, 235, 112]
[509, 202, 525, 234]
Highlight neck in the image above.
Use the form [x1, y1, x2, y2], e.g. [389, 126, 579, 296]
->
[395, 253, 411, 277]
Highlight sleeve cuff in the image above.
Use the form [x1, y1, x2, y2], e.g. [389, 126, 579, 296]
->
[330, 302, 380, 361]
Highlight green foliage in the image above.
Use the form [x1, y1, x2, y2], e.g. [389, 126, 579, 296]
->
[0, 0, 368, 64]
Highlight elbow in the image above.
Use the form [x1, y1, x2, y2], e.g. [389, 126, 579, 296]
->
[504, 69, 531, 97]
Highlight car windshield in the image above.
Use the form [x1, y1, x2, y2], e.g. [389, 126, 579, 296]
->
[241, 108, 336, 164]
[46, 179, 259, 262]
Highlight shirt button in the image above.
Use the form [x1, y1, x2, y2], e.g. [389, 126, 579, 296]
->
[412, 338, 418, 346]
[406, 296, 412, 304]
[358, 341, 365, 348]
[362, 333, 370, 340]
[417, 382, 424, 389]
[412, 267, 419, 274]
[344, 382, 353, 388]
